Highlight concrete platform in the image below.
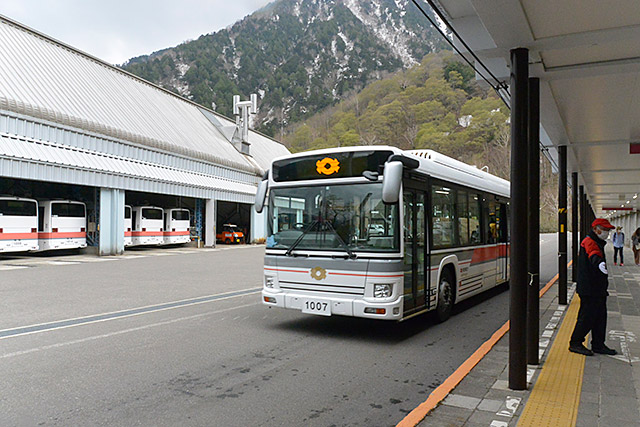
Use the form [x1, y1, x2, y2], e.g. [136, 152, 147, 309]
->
[401, 246, 640, 427]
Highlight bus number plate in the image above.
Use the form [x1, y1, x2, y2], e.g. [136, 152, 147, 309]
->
[302, 299, 331, 316]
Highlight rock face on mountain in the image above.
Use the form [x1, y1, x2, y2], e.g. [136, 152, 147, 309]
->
[120, 0, 446, 136]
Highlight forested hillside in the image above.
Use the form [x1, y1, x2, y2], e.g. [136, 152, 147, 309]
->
[121, 0, 447, 136]
[283, 52, 559, 231]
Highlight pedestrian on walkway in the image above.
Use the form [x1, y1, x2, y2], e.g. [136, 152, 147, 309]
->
[569, 218, 618, 356]
[612, 226, 624, 266]
[632, 228, 640, 265]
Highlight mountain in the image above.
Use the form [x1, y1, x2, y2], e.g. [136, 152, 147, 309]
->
[120, 0, 448, 136]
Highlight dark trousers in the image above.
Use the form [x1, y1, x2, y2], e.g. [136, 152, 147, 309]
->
[570, 295, 607, 349]
[613, 247, 624, 264]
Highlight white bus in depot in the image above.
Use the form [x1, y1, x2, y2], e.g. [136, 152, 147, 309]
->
[37, 200, 87, 251]
[162, 208, 191, 245]
[255, 146, 510, 321]
[124, 205, 133, 247]
[131, 206, 164, 246]
[0, 196, 39, 253]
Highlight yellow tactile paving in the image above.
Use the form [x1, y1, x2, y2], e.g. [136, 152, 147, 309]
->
[517, 295, 585, 427]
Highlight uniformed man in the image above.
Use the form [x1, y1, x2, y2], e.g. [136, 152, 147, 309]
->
[569, 218, 618, 356]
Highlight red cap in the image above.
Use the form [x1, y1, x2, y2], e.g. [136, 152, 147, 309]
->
[592, 218, 615, 229]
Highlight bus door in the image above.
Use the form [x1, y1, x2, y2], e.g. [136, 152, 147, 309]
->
[482, 198, 498, 288]
[496, 202, 509, 283]
[403, 182, 428, 314]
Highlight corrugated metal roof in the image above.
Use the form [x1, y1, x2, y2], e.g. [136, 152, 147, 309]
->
[0, 15, 289, 175]
[0, 132, 258, 197]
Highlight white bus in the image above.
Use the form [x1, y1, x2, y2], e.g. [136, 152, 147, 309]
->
[37, 200, 87, 251]
[0, 196, 39, 253]
[124, 205, 133, 247]
[255, 146, 510, 321]
[131, 206, 164, 246]
[162, 208, 191, 245]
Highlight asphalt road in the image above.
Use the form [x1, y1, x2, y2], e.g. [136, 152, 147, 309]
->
[0, 235, 567, 426]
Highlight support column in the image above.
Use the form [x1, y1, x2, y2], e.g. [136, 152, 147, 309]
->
[572, 172, 578, 282]
[558, 146, 568, 305]
[205, 198, 216, 247]
[526, 77, 540, 365]
[509, 47, 529, 391]
[98, 187, 125, 256]
[579, 186, 585, 242]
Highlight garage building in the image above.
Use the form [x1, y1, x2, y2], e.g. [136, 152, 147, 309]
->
[0, 16, 289, 255]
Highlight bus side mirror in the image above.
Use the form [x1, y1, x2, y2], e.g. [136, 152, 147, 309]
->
[255, 178, 268, 213]
[382, 161, 403, 204]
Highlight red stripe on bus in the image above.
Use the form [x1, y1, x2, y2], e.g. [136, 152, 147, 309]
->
[38, 232, 86, 239]
[124, 232, 132, 237]
[131, 231, 163, 237]
[470, 245, 500, 264]
[0, 232, 38, 240]
[328, 272, 403, 278]
[162, 231, 190, 236]
[264, 267, 308, 273]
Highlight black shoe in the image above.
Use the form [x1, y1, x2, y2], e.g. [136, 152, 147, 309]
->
[592, 345, 617, 355]
[569, 344, 594, 356]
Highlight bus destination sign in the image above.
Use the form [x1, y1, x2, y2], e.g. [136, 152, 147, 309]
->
[272, 150, 393, 182]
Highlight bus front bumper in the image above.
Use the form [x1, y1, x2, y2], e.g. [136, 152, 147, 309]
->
[261, 289, 403, 320]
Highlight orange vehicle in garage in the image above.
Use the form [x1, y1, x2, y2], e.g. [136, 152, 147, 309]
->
[216, 224, 244, 244]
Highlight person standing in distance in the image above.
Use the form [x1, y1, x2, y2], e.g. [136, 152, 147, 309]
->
[612, 226, 624, 266]
[569, 218, 618, 356]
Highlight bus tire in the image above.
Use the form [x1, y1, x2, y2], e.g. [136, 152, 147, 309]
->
[225, 238, 231, 244]
[436, 269, 455, 323]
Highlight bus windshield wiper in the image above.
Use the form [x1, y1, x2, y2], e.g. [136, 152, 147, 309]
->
[321, 219, 356, 259]
[285, 220, 318, 256]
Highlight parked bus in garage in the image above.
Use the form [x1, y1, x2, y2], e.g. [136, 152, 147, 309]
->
[124, 205, 133, 247]
[0, 196, 39, 253]
[255, 147, 510, 321]
[162, 208, 190, 245]
[131, 206, 164, 246]
[37, 200, 87, 251]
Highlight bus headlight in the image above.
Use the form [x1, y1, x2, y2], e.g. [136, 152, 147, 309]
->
[265, 275, 276, 288]
[374, 284, 393, 298]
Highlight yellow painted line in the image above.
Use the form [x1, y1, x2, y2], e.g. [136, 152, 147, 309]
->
[397, 261, 572, 427]
[517, 293, 584, 427]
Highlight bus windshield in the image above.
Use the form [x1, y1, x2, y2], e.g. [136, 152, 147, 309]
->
[267, 183, 399, 253]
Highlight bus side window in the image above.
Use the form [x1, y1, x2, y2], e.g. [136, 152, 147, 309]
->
[456, 190, 470, 246]
[132, 211, 137, 231]
[482, 198, 497, 244]
[432, 185, 456, 247]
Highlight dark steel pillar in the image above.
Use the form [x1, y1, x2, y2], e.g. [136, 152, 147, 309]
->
[572, 172, 578, 282]
[526, 78, 540, 365]
[509, 48, 529, 391]
[558, 146, 568, 305]
[579, 186, 585, 240]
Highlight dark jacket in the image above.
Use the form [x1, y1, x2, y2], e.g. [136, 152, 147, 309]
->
[576, 230, 609, 297]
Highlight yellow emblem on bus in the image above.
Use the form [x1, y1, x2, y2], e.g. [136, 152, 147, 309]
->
[310, 267, 327, 281]
[316, 157, 340, 175]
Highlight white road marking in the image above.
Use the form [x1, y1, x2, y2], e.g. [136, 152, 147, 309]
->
[0, 287, 261, 341]
[0, 265, 29, 271]
[0, 302, 259, 359]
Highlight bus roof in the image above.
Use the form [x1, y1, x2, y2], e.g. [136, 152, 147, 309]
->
[270, 146, 510, 198]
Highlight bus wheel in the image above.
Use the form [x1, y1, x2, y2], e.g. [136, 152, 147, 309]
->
[225, 238, 231, 244]
[436, 271, 454, 322]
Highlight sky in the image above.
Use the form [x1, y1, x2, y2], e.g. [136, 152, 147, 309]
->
[0, 0, 273, 65]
